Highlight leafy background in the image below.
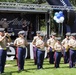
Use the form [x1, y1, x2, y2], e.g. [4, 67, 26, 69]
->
[0, 0, 76, 6]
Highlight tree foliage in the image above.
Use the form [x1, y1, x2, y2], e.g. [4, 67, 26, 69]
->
[0, 0, 76, 5]
[70, 0, 76, 6]
[0, 0, 46, 4]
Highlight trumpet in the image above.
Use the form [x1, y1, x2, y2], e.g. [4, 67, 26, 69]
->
[5, 32, 11, 37]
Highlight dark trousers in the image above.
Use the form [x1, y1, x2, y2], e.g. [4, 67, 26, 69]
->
[16, 48, 18, 66]
[49, 48, 54, 64]
[0, 49, 7, 73]
[54, 51, 61, 68]
[63, 49, 69, 63]
[37, 49, 45, 69]
[33, 47, 37, 65]
[17, 47, 26, 70]
[69, 49, 76, 68]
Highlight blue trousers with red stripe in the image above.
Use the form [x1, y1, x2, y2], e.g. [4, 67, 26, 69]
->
[0, 49, 7, 73]
[16, 48, 18, 66]
[63, 49, 70, 64]
[37, 49, 45, 69]
[33, 47, 37, 65]
[17, 47, 26, 71]
[69, 49, 76, 68]
[49, 47, 54, 64]
[54, 51, 61, 68]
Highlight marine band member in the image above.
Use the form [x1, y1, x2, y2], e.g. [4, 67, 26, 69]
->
[61, 32, 71, 63]
[32, 31, 40, 65]
[54, 37, 62, 68]
[0, 29, 11, 74]
[47, 33, 56, 64]
[14, 30, 28, 71]
[68, 33, 76, 68]
[36, 34, 45, 69]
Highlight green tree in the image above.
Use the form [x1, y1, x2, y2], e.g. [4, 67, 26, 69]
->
[0, 0, 46, 3]
[70, 0, 76, 6]
[0, 0, 15, 2]
[0, 0, 76, 6]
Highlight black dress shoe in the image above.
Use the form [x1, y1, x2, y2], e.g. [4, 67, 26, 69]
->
[21, 69, 24, 71]
[18, 70, 22, 73]
[0, 72, 2, 74]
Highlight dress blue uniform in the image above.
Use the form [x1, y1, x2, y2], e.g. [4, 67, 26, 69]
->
[47, 33, 56, 64]
[0, 28, 11, 74]
[32, 31, 40, 65]
[14, 30, 28, 71]
[68, 33, 76, 68]
[36, 34, 45, 69]
[61, 32, 70, 63]
[54, 37, 62, 68]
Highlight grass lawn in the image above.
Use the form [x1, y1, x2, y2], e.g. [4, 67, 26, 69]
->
[2, 58, 76, 75]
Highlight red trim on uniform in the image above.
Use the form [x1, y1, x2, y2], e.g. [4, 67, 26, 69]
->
[16, 48, 18, 66]
[54, 51, 56, 67]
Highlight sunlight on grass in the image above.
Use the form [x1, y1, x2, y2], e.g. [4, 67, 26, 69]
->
[3, 58, 76, 75]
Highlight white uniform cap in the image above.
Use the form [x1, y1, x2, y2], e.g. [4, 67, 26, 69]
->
[36, 31, 40, 34]
[71, 33, 76, 36]
[66, 32, 71, 36]
[56, 37, 61, 41]
[51, 32, 56, 36]
[18, 30, 26, 35]
[0, 28, 5, 32]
